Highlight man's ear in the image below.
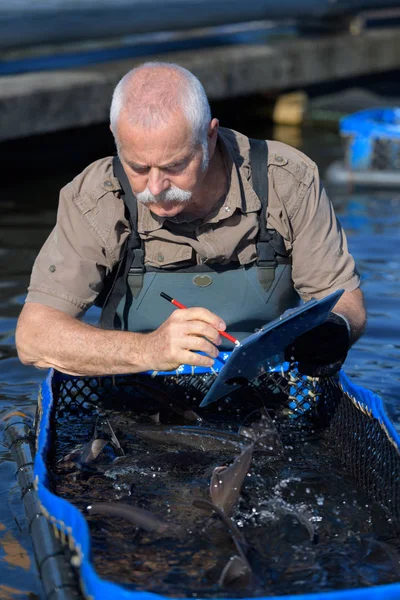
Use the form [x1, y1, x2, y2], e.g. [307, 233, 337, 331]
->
[208, 118, 219, 158]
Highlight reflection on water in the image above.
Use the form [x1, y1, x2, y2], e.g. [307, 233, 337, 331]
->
[0, 118, 399, 596]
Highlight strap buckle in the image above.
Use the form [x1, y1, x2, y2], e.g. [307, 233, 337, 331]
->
[128, 248, 145, 298]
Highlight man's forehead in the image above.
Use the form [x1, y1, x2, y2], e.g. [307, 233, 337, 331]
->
[118, 118, 196, 163]
[119, 109, 191, 138]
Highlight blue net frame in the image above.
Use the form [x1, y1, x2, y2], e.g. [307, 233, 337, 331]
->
[340, 108, 400, 171]
[34, 365, 400, 600]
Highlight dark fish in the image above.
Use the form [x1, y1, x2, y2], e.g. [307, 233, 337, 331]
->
[219, 555, 252, 587]
[266, 499, 316, 543]
[210, 443, 254, 516]
[86, 502, 166, 532]
[291, 507, 317, 543]
[239, 407, 283, 455]
[193, 498, 252, 587]
[61, 416, 124, 466]
[131, 425, 251, 453]
[134, 380, 200, 422]
[79, 438, 110, 465]
[192, 499, 249, 559]
[105, 418, 125, 456]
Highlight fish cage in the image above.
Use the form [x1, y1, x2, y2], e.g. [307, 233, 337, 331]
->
[5, 363, 400, 600]
[326, 108, 400, 188]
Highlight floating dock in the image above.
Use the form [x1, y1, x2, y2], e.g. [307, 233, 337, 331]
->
[1, 26, 400, 141]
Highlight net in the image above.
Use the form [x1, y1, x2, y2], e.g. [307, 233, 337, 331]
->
[33, 367, 400, 600]
[340, 108, 400, 171]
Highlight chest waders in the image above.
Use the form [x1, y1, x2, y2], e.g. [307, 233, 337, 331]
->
[99, 139, 299, 350]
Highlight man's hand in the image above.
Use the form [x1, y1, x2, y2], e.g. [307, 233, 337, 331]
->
[142, 307, 226, 372]
[17, 303, 226, 376]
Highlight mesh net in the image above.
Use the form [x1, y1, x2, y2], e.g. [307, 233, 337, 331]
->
[53, 369, 400, 528]
[371, 138, 400, 171]
[322, 379, 400, 527]
[55, 369, 322, 421]
[343, 135, 400, 171]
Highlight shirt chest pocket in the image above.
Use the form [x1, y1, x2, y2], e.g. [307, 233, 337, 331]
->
[143, 237, 194, 268]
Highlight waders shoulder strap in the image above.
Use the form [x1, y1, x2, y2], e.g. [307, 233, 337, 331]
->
[99, 157, 144, 329]
[249, 138, 287, 291]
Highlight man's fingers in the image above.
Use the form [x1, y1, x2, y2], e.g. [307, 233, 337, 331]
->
[179, 350, 215, 368]
[185, 321, 222, 345]
[176, 307, 226, 332]
[182, 334, 219, 357]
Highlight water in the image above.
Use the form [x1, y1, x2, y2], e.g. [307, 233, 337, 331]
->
[50, 382, 399, 597]
[0, 113, 399, 597]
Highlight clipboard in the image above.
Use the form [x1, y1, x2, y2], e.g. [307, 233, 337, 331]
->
[200, 289, 344, 407]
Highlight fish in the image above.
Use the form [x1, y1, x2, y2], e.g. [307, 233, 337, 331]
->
[193, 498, 252, 587]
[86, 502, 166, 533]
[79, 438, 110, 465]
[263, 498, 317, 543]
[193, 498, 250, 559]
[218, 554, 252, 587]
[130, 424, 252, 453]
[238, 407, 284, 455]
[210, 443, 255, 516]
[61, 416, 124, 466]
[133, 380, 200, 422]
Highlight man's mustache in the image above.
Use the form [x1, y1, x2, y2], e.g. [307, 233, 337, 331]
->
[136, 185, 192, 204]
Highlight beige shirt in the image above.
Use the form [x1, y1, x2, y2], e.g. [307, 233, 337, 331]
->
[26, 127, 360, 317]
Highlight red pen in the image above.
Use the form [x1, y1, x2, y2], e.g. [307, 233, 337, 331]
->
[160, 292, 240, 347]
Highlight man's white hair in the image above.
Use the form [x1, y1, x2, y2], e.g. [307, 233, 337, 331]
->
[110, 62, 211, 169]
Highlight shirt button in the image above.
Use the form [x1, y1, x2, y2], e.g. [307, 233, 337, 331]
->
[275, 156, 284, 163]
[49, 265, 56, 273]
[157, 253, 164, 262]
[224, 206, 231, 212]
[104, 180, 112, 187]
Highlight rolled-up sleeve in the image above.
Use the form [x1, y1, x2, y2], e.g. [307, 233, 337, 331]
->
[289, 167, 360, 301]
[26, 183, 122, 317]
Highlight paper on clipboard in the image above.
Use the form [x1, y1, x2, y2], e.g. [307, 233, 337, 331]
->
[200, 289, 344, 407]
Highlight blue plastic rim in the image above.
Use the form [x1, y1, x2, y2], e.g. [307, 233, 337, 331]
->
[340, 107, 400, 171]
[34, 368, 400, 600]
[341, 108, 400, 137]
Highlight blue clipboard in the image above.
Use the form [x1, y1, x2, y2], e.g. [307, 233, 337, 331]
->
[200, 289, 344, 407]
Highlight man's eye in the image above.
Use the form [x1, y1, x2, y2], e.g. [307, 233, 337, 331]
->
[132, 165, 149, 174]
[164, 162, 185, 173]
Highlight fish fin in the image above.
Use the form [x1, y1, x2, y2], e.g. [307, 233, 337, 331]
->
[210, 444, 254, 516]
[290, 507, 317, 543]
[238, 426, 257, 441]
[192, 498, 249, 559]
[150, 412, 160, 424]
[219, 555, 252, 587]
[80, 438, 109, 464]
[105, 419, 125, 456]
[242, 408, 284, 455]
[183, 410, 201, 422]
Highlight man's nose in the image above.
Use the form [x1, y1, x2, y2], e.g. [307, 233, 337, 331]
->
[147, 168, 169, 197]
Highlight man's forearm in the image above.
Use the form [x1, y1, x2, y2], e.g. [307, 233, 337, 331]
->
[333, 287, 367, 345]
[16, 303, 151, 376]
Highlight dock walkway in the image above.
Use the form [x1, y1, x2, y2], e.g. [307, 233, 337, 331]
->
[1, 27, 399, 141]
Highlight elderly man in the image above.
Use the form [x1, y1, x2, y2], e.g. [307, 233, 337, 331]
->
[16, 62, 366, 377]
